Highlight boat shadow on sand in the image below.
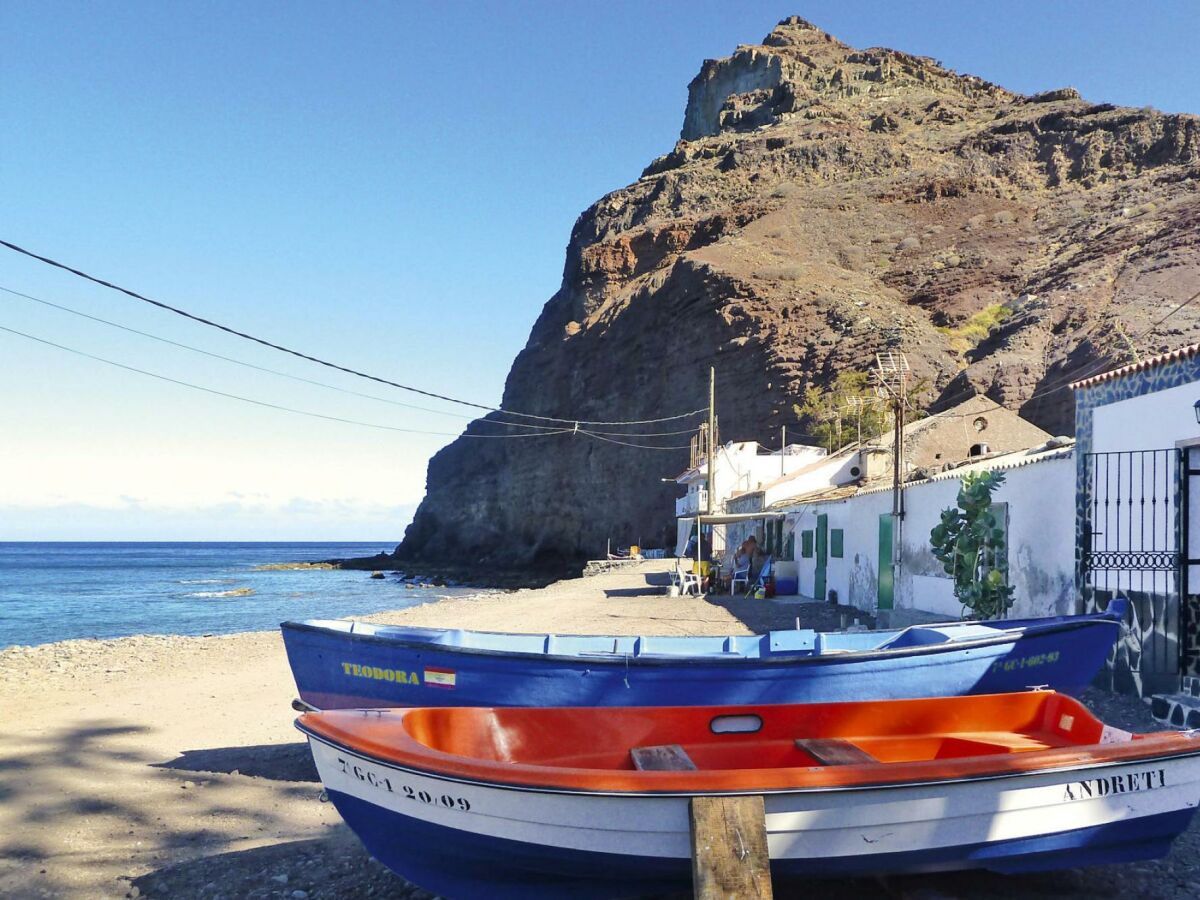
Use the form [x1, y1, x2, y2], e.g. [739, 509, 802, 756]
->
[156, 741, 320, 782]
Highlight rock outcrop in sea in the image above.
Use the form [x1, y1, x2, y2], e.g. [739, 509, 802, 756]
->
[398, 16, 1200, 569]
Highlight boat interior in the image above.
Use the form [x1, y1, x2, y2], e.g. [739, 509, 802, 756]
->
[303, 692, 1145, 783]
[296, 617, 1074, 659]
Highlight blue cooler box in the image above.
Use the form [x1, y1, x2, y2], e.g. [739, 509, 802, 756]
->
[774, 576, 798, 595]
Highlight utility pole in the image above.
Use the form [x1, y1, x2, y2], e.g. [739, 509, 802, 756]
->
[874, 349, 910, 616]
[780, 425, 786, 476]
[706, 366, 716, 515]
[874, 351, 911, 519]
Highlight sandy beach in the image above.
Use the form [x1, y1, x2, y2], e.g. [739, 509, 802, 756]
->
[3, 560, 1199, 899]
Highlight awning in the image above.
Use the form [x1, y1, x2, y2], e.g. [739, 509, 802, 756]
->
[678, 511, 785, 525]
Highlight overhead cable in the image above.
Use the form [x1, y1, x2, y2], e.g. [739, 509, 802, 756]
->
[576, 430, 693, 450]
[0, 323, 572, 440]
[1, 284, 705, 438]
[583, 424, 706, 437]
[0, 239, 707, 427]
[0, 284, 560, 432]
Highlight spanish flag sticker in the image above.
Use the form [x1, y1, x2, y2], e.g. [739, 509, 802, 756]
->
[424, 667, 456, 688]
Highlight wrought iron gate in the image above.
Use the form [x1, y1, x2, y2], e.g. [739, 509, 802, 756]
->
[1081, 448, 1182, 695]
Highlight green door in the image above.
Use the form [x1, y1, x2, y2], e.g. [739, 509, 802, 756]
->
[814, 514, 828, 603]
[878, 514, 894, 610]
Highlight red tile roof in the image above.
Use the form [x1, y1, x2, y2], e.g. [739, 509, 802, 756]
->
[1070, 343, 1200, 390]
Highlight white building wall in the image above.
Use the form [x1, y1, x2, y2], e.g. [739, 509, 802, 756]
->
[1092, 380, 1200, 453]
[765, 452, 861, 508]
[677, 443, 827, 523]
[717, 443, 826, 500]
[788, 456, 1076, 622]
[744, 446, 826, 492]
[1088, 385, 1187, 570]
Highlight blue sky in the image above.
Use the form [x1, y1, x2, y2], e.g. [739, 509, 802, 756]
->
[2, 1, 1198, 540]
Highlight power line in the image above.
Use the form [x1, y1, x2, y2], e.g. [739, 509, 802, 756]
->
[0, 283, 564, 431]
[0, 238, 707, 427]
[0, 322, 573, 440]
[2, 284, 712, 438]
[584, 424, 704, 437]
[576, 430, 693, 450]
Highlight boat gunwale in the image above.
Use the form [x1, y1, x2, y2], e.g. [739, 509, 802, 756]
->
[297, 721, 1200, 798]
[280, 614, 1121, 668]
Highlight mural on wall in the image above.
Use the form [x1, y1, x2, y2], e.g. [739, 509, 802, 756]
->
[846, 551, 878, 610]
[901, 538, 946, 579]
[1013, 541, 1076, 617]
[1185, 595, 1200, 677]
[1085, 588, 1180, 697]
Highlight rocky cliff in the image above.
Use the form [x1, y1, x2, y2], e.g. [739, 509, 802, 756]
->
[398, 16, 1200, 569]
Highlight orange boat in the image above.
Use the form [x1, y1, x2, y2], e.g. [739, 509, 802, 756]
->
[298, 691, 1200, 899]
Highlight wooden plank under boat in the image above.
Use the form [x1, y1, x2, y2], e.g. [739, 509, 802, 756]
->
[297, 690, 1200, 899]
[281, 599, 1127, 710]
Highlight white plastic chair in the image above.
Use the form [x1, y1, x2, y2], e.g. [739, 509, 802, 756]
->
[729, 559, 750, 595]
[675, 560, 701, 596]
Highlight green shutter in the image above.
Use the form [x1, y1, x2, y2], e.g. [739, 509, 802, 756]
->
[814, 515, 828, 603]
[801, 530, 814, 559]
[878, 514, 894, 610]
[830, 529, 844, 559]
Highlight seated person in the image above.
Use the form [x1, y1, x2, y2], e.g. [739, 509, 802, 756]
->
[734, 535, 757, 573]
[750, 544, 768, 580]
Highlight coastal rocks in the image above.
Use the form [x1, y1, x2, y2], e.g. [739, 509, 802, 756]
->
[253, 562, 337, 571]
[399, 16, 1200, 568]
[581, 558, 645, 578]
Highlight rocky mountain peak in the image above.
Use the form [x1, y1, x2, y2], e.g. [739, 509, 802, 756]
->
[762, 15, 834, 45]
[398, 18, 1200, 570]
[681, 17, 1012, 141]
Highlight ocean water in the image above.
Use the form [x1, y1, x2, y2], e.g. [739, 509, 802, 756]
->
[0, 542, 475, 649]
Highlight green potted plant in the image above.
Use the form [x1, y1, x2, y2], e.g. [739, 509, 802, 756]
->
[929, 470, 1014, 620]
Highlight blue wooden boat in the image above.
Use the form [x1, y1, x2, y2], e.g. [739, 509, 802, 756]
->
[281, 599, 1126, 710]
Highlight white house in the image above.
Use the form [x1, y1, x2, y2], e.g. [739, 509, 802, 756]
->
[781, 441, 1076, 625]
[707, 398, 1059, 601]
[673, 440, 826, 555]
[745, 396, 1054, 512]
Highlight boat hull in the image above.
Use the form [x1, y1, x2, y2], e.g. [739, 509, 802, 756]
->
[282, 614, 1122, 709]
[303, 730, 1200, 899]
